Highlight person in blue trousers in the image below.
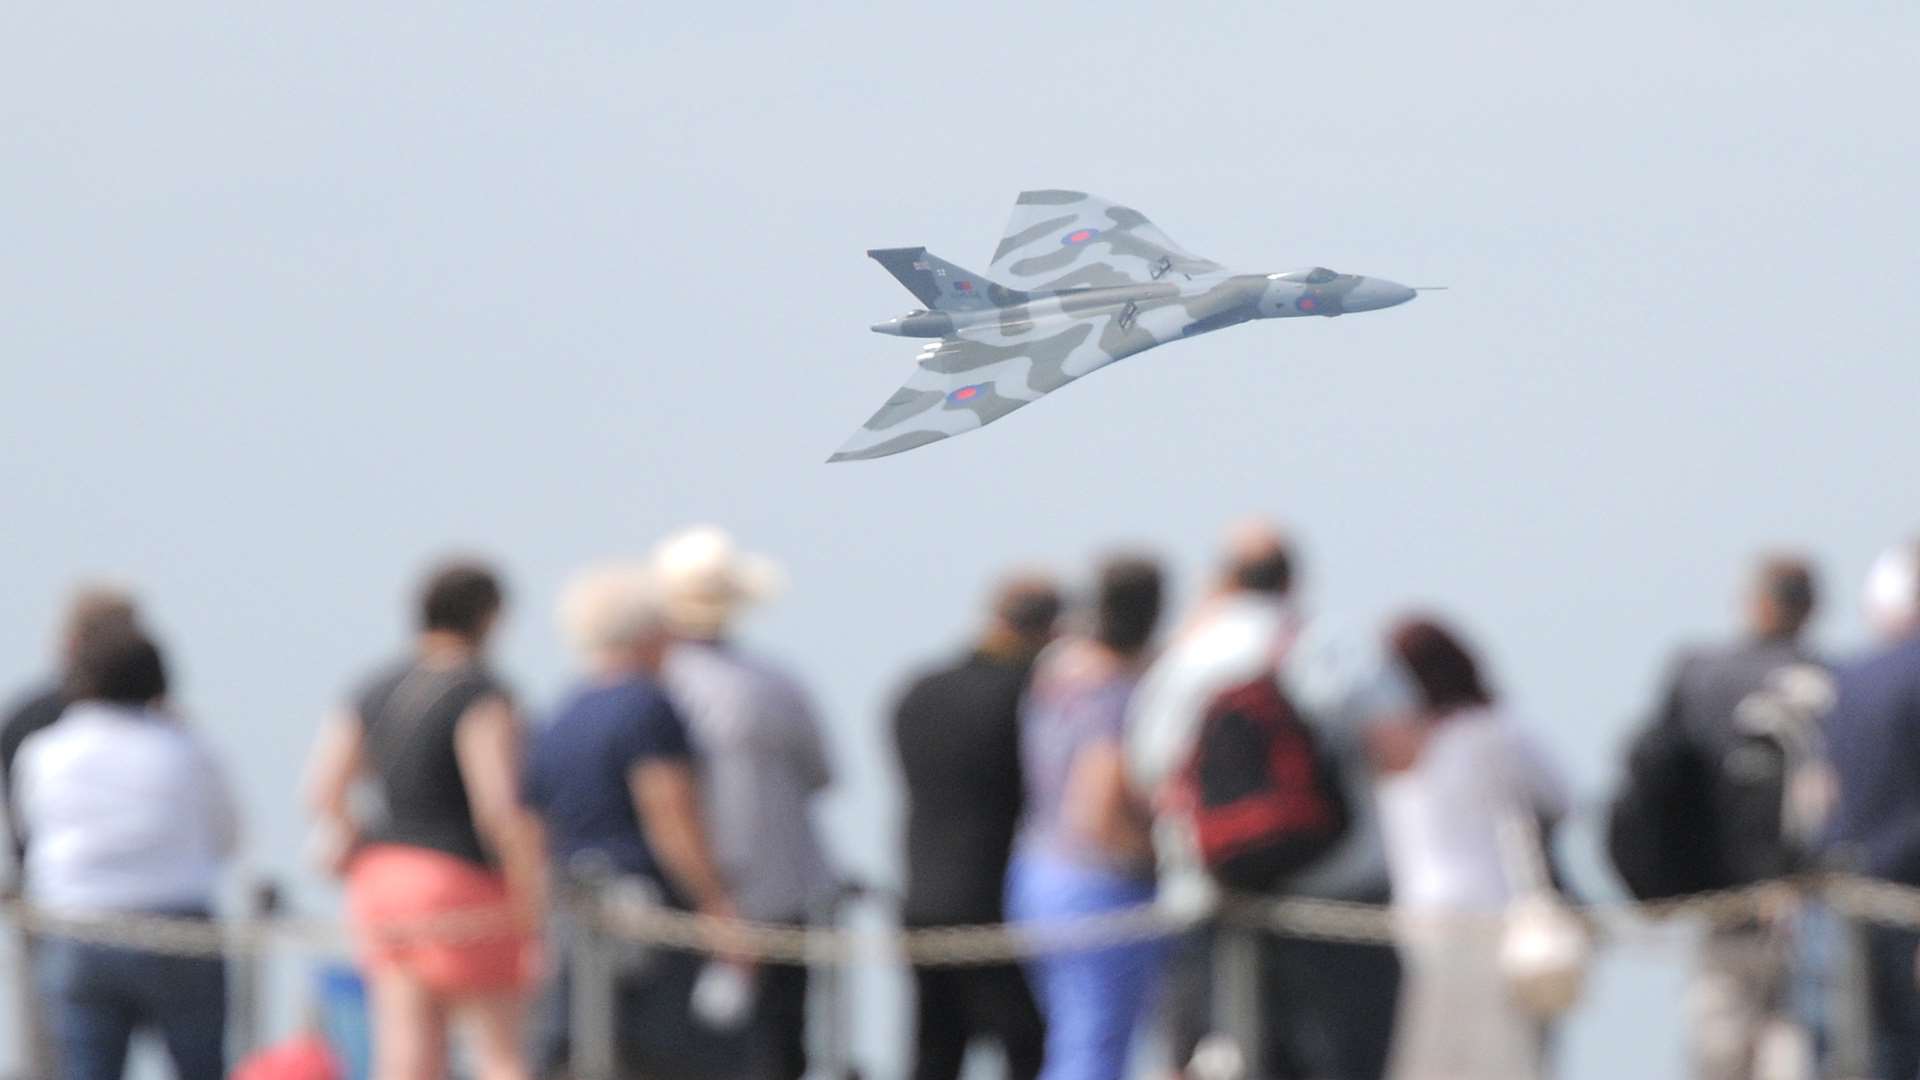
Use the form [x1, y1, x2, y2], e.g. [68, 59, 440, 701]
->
[1009, 556, 1168, 1080]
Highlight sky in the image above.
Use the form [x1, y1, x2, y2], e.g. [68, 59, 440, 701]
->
[3, 3, 1918, 1076]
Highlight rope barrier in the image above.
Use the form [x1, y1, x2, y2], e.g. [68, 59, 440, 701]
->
[12, 873, 1920, 967]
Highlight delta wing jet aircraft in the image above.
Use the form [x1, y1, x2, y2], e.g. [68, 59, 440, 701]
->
[829, 190, 1420, 462]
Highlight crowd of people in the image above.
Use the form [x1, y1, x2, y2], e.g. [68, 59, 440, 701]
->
[5, 520, 1920, 1080]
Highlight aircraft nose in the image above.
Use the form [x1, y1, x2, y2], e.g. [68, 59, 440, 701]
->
[1345, 277, 1417, 312]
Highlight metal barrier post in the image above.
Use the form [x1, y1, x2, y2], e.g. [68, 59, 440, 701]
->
[1826, 914, 1873, 1080]
[230, 879, 281, 1063]
[568, 881, 619, 1080]
[9, 904, 53, 1080]
[1210, 917, 1263, 1075]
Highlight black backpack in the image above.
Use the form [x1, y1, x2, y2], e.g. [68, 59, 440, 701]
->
[1173, 674, 1350, 892]
[1606, 665, 1810, 901]
[1605, 714, 1732, 901]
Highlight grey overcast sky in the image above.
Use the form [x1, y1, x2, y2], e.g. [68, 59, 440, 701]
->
[4, 3, 1918, 1076]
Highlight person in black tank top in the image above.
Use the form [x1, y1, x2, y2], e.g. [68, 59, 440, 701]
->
[357, 658, 508, 867]
[306, 559, 545, 1080]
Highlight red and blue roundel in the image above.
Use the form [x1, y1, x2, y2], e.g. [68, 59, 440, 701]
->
[948, 383, 987, 404]
[1061, 227, 1101, 246]
[1297, 294, 1321, 313]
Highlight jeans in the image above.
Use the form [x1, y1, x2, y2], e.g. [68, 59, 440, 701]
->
[1008, 851, 1165, 1080]
[1864, 924, 1920, 1080]
[35, 935, 227, 1080]
[1164, 923, 1401, 1080]
[530, 908, 751, 1080]
[910, 964, 1045, 1080]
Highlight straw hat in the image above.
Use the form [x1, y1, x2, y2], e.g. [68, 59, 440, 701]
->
[648, 526, 784, 637]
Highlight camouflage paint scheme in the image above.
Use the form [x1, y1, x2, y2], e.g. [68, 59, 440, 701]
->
[829, 190, 1417, 463]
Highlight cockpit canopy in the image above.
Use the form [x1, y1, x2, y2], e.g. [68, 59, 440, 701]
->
[1274, 267, 1339, 284]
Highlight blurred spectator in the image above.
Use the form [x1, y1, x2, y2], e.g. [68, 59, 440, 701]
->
[894, 572, 1059, 1080]
[523, 562, 744, 1078]
[1, 584, 140, 1079]
[305, 559, 544, 1080]
[1825, 539, 1920, 1080]
[1008, 555, 1166, 1080]
[1607, 555, 1827, 1080]
[1370, 617, 1567, 1080]
[653, 527, 834, 1080]
[1, 584, 139, 873]
[16, 624, 238, 1080]
[1129, 522, 1402, 1080]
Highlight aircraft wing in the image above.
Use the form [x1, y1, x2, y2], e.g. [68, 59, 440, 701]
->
[828, 309, 1164, 462]
[988, 190, 1225, 292]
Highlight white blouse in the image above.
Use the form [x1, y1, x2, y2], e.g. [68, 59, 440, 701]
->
[1375, 707, 1568, 913]
[13, 702, 238, 914]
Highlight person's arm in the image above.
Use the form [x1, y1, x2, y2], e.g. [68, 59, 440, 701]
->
[629, 761, 734, 918]
[303, 709, 365, 878]
[453, 696, 547, 925]
[1512, 725, 1572, 824]
[1062, 738, 1154, 863]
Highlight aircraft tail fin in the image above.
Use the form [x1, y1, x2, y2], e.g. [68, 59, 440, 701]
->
[867, 247, 1024, 312]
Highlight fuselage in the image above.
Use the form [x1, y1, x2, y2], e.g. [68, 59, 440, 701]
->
[871, 267, 1416, 337]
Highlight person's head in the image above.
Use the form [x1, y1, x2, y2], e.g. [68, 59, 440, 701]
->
[1865, 539, 1920, 641]
[984, 573, 1063, 658]
[58, 584, 139, 668]
[1387, 616, 1493, 719]
[68, 625, 168, 707]
[1747, 554, 1818, 640]
[649, 526, 782, 641]
[558, 563, 673, 674]
[419, 559, 505, 646]
[1219, 519, 1295, 598]
[1093, 555, 1164, 658]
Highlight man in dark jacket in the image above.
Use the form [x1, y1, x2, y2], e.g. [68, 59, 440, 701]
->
[1826, 540, 1920, 1080]
[1610, 555, 1826, 1080]
[893, 575, 1060, 1080]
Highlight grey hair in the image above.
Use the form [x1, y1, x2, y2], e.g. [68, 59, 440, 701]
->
[556, 563, 663, 660]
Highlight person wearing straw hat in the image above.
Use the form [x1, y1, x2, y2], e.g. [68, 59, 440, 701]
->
[653, 526, 834, 1080]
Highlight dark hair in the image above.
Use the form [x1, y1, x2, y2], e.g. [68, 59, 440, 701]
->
[1230, 546, 1295, 596]
[69, 626, 169, 705]
[1757, 555, 1818, 635]
[1389, 616, 1493, 716]
[420, 560, 505, 638]
[996, 580, 1063, 639]
[1094, 556, 1163, 655]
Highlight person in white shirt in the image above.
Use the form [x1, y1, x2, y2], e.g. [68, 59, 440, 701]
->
[1368, 616, 1568, 1080]
[13, 626, 238, 1080]
[1127, 521, 1404, 1080]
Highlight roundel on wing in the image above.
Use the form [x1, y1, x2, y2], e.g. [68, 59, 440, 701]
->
[947, 384, 986, 404]
[1061, 227, 1101, 246]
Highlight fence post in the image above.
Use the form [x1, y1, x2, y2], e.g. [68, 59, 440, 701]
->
[9, 901, 53, 1080]
[230, 879, 281, 1063]
[1826, 913, 1873, 1080]
[568, 878, 619, 1080]
[1209, 913, 1263, 1076]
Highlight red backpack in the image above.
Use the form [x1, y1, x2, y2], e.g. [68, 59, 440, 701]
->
[1171, 674, 1350, 892]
